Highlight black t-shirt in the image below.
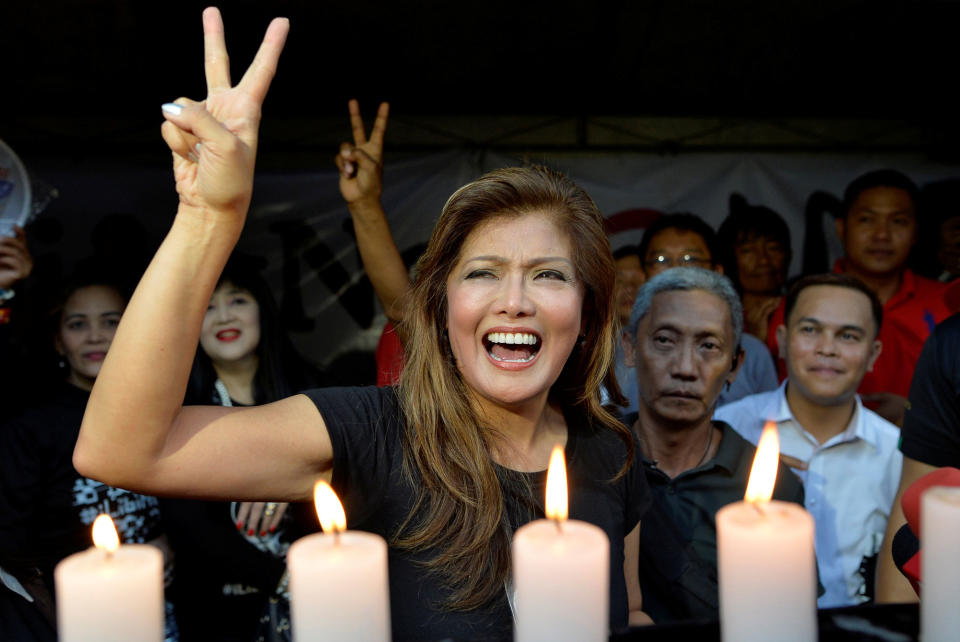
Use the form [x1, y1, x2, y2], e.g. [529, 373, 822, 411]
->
[305, 386, 651, 641]
[0, 383, 163, 592]
[901, 313, 960, 467]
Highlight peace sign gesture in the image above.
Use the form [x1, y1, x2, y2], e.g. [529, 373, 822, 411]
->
[336, 100, 390, 208]
[160, 8, 289, 222]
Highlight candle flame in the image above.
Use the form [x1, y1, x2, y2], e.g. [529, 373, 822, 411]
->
[92, 514, 120, 552]
[744, 422, 780, 504]
[544, 444, 568, 521]
[313, 480, 346, 534]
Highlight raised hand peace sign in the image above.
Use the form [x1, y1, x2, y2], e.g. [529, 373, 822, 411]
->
[160, 8, 289, 221]
[336, 100, 390, 208]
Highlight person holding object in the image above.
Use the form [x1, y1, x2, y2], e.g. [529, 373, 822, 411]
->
[0, 225, 34, 419]
[1, 274, 177, 642]
[74, 8, 651, 639]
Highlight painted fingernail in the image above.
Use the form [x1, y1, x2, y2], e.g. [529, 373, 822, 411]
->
[248, 529, 255, 536]
[260, 530, 267, 537]
[187, 151, 199, 163]
[194, 143, 202, 155]
[236, 521, 243, 530]
[161, 103, 183, 116]
[269, 526, 276, 533]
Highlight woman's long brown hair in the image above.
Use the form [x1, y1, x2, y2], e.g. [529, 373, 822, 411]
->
[395, 165, 633, 610]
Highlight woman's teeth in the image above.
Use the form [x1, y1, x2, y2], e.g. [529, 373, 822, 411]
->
[485, 332, 537, 345]
[485, 332, 540, 363]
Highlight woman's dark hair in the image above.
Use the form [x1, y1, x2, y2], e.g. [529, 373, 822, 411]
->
[716, 193, 792, 293]
[46, 267, 130, 339]
[185, 254, 320, 405]
[33, 262, 131, 388]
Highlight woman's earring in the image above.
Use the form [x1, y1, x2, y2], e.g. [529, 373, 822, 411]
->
[58, 354, 67, 370]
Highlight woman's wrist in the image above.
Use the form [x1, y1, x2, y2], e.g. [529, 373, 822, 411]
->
[172, 203, 246, 245]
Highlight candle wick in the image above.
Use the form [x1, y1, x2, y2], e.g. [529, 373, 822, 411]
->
[553, 518, 563, 534]
[751, 501, 767, 517]
[334, 529, 341, 546]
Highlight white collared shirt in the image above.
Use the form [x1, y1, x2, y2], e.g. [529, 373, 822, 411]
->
[714, 382, 902, 608]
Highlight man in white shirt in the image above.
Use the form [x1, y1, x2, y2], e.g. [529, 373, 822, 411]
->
[715, 273, 902, 608]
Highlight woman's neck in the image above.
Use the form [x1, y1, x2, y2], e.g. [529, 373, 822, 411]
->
[475, 393, 568, 473]
[211, 354, 259, 405]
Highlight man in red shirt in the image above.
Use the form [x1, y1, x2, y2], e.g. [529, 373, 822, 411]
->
[767, 170, 951, 424]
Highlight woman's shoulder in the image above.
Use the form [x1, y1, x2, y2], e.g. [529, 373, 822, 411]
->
[301, 383, 399, 407]
[300, 385, 404, 433]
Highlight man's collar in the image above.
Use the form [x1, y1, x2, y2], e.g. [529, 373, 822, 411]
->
[707, 420, 741, 474]
[833, 258, 916, 307]
[777, 380, 880, 448]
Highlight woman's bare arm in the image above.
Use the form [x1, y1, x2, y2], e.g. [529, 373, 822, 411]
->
[74, 8, 330, 502]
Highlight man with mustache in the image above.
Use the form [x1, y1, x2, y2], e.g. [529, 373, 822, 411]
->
[716, 274, 902, 608]
[622, 268, 804, 623]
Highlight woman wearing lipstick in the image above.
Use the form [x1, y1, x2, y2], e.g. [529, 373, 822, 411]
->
[161, 254, 321, 642]
[75, 8, 651, 639]
[1, 275, 178, 641]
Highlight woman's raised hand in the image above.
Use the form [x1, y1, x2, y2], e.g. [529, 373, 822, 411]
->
[336, 100, 389, 208]
[160, 7, 289, 223]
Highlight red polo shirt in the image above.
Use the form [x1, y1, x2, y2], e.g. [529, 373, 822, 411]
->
[765, 267, 951, 398]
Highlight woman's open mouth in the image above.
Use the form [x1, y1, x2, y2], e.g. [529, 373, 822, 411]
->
[483, 331, 541, 364]
[216, 329, 241, 342]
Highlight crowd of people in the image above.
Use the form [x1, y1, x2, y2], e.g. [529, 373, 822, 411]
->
[3, 7, 960, 641]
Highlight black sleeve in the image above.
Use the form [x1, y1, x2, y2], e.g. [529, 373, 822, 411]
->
[301, 386, 404, 530]
[901, 314, 960, 467]
[0, 417, 44, 568]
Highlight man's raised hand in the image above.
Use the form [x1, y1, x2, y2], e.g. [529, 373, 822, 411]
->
[336, 100, 389, 207]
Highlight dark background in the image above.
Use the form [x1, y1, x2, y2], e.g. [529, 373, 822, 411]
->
[4, 0, 960, 162]
[4, 0, 960, 379]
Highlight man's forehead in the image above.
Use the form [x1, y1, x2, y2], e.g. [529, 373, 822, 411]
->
[644, 289, 733, 334]
[790, 285, 874, 327]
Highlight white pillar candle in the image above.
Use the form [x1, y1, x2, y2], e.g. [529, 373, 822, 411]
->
[716, 423, 817, 642]
[512, 445, 609, 642]
[288, 481, 390, 641]
[54, 514, 163, 642]
[921, 486, 960, 642]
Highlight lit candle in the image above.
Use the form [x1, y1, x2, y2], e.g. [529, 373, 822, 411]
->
[512, 444, 609, 642]
[921, 486, 960, 642]
[287, 480, 391, 641]
[54, 514, 164, 642]
[716, 423, 816, 642]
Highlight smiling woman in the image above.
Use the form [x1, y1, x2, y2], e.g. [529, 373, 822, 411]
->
[73, 8, 651, 640]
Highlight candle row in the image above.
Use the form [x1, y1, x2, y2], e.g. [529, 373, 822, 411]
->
[55, 434, 960, 642]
